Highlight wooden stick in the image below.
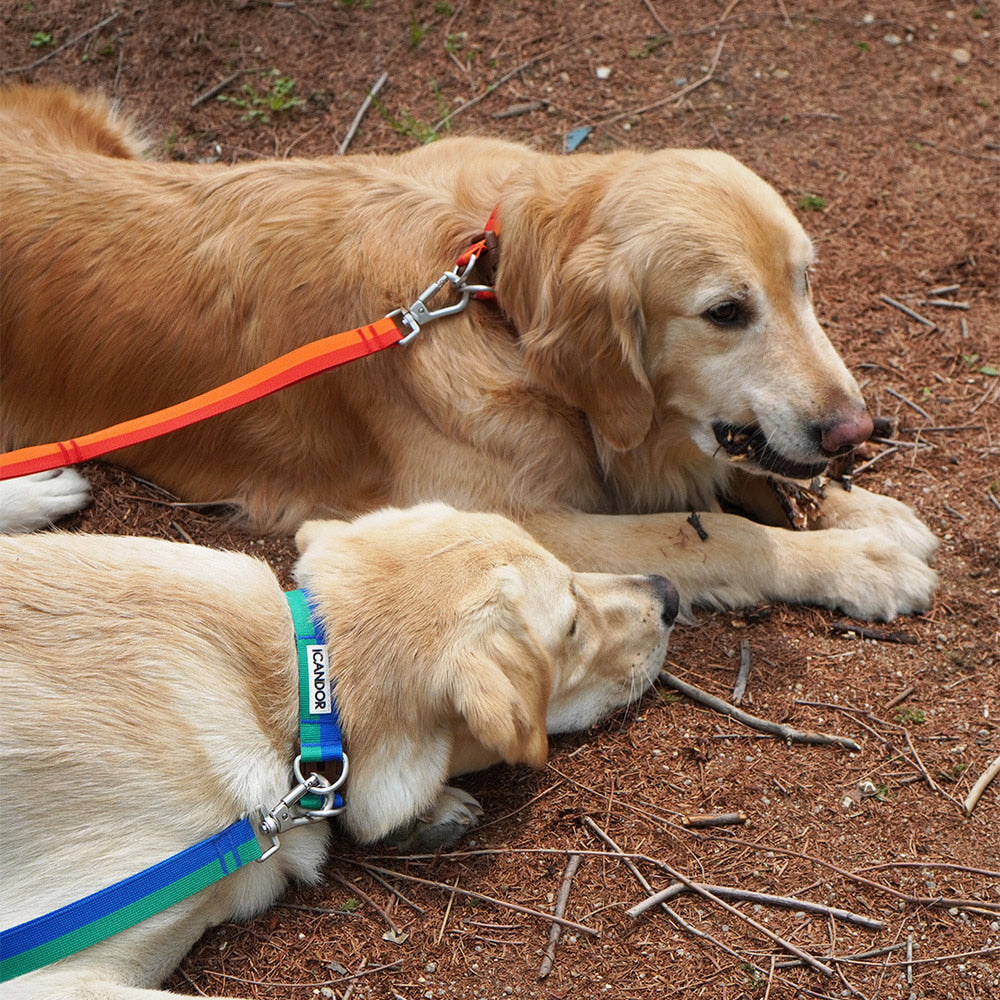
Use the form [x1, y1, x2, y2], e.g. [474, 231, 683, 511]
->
[329, 872, 401, 935]
[191, 71, 245, 108]
[538, 853, 583, 979]
[830, 622, 918, 645]
[680, 811, 747, 829]
[774, 942, 907, 970]
[338, 71, 388, 155]
[660, 668, 861, 752]
[628, 882, 882, 931]
[641, 0, 671, 34]
[883, 686, 916, 710]
[731, 639, 751, 705]
[878, 294, 937, 330]
[964, 753, 1000, 815]
[354, 862, 600, 937]
[884, 386, 933, 422]
[627, 864, 835, 976]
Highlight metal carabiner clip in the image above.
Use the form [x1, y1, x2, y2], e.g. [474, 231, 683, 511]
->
[388, 253, 495, 345]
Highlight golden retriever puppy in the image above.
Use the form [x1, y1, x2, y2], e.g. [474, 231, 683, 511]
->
[0, 85, 937, 620]
[0, 503, 677, 998]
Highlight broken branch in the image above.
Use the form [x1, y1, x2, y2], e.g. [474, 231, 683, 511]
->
[660, 667, 861, 752]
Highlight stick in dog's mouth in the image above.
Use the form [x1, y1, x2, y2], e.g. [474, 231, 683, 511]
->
[712, 422, 830, 481]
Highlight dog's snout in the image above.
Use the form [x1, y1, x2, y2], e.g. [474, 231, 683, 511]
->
[819, 410, 874, 456]
[649, 574, 680, 626]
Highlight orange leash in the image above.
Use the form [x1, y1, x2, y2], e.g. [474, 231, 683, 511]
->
[0, 212, 501, 482]
[0, 318, 403, 481]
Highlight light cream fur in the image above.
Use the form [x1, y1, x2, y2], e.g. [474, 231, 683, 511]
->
[0, 503, 676, 998]
[0, 85, 937, 619]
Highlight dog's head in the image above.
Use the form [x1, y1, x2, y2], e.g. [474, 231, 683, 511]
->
[294, 503, 676, 843]
[497, 149, 872, 492]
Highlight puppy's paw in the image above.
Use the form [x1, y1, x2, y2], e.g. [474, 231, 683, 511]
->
[0, 468, 91, 533]
[818, 484, 938, 563]
[808, 527, 938, 621]
[384, 786, 484, 853]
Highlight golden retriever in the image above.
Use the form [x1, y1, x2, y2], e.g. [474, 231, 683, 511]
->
[0, 85, 937, 619]
[0, 502, 677, 997]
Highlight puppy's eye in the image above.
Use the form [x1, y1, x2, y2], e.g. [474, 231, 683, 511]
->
[804, 269, 813, 296]
[703, 301, 748, 328]
[567, 617, 578, 638]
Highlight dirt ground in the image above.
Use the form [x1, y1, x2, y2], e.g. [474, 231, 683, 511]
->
[2, 1, 998, 998]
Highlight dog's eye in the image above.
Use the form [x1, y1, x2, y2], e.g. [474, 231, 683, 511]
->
[567, 616, 578, 638]
[703, 301, 748, 328]
[804, 269, 813, 296]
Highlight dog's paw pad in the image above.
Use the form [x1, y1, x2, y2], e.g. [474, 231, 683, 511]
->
[384, 786, 484, 853]
[0, 468, 91, 533]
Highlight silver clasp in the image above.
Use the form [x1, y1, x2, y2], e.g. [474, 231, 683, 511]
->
[256, 753, 349, 862]
[387, 254, 495, 345]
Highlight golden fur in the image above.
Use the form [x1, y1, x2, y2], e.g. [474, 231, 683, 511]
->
[0, 85, 937, 619]
[0, 503, 677, 997]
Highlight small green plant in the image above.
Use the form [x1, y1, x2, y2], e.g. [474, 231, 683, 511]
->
[874, 782, 891, 801]
[629, 34, 671, 59]
[218, 70, 306, 123]
[854, 40, 871, 52]
[341, 897, 360, 912]
[370, 91, 439, 144]
[408, 10, 427, 49]
[659, 691, 682, 706]
[894, 705, 926, 725]
[920, 386, 933, 400]
[29, 30, 53, 47]
[798, 194, 827, 212]
[434, 2, 455, 14]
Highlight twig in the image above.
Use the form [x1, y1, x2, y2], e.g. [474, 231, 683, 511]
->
[329, 872, 401, 935]
[435, 876, 460, 945]
[774, 942, 907, 969]
[878, 294, 937, 330]
[884, 386, 933, 422]
[595, 37, 725, 127]
[987, 490, 1000, 514]
[964, 753, 1000, 815]
[353, 862, 600, 936]
[538, 853, 583, 979]
[203, 962, 402, 989]
[581, 817, 773, 977]
[829, 622, 918, 645]
[924, 298, 969, 310]
[687, 510, 709, 540]
[660, 667, 861, 752]
[2, 10, 122, 74]
[906, 935, 914, 985]
[191, 71, 245, 108]
[903, 727, 966, 813]
[732, 639, 751, 705]
[851, 445, 901, 477]
[883, 686, 916, 710]
[432, 35, 597, 132]
[627, 864, 835, 976]
[628, 882, 882, 930]
[338, 71, 388, 155]
[680, 811, 747, 829]
[641, 0, 671, 34]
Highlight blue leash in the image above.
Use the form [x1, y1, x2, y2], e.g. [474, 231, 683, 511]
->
[0, 589, 344, 983]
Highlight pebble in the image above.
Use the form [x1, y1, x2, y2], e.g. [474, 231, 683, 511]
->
[952, 48, 972, 66]
[595, 66, 612, 80]
[884, 34, 902, 46]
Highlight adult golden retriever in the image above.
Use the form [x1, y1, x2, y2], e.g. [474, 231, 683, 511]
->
[0, 85, 937, 619]
[0, 503, 677, 997]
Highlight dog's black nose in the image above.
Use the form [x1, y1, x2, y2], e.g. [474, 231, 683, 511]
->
[650, 574, 679, 626]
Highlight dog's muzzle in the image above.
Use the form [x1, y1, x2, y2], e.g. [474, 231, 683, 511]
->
[712, 422, 830, 481]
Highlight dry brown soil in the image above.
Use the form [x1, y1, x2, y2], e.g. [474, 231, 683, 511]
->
[2, 2, 998, 998]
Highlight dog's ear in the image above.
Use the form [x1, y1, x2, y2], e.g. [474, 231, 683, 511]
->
[498, 198, 654, 453]
[450, 646, 549, 769]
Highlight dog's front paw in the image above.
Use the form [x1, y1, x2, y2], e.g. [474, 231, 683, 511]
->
[0, 468, 91, 533]
[808, 527, 938, 621]
[818, 484, 938, 563]
[384, 786, 484, 853]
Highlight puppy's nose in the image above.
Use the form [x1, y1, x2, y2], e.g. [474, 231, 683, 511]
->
[650, 574, 679, 626]
[819, 410, 874, 455]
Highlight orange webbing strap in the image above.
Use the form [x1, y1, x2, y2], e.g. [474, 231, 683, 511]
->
[0, 316, 403, 481]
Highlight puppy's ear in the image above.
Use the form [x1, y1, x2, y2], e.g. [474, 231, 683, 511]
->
[451, 650, 549, 769]
[499, 201, 654, 453]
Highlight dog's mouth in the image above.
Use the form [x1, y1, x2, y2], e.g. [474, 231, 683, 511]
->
[712, 422, 829, 481]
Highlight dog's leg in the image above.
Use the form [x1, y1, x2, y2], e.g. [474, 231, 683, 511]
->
[521, 509, 937, 621]
[0, 468, 90, 533]
[381, 786, 485, 853]
[809, 482, 939, 560]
